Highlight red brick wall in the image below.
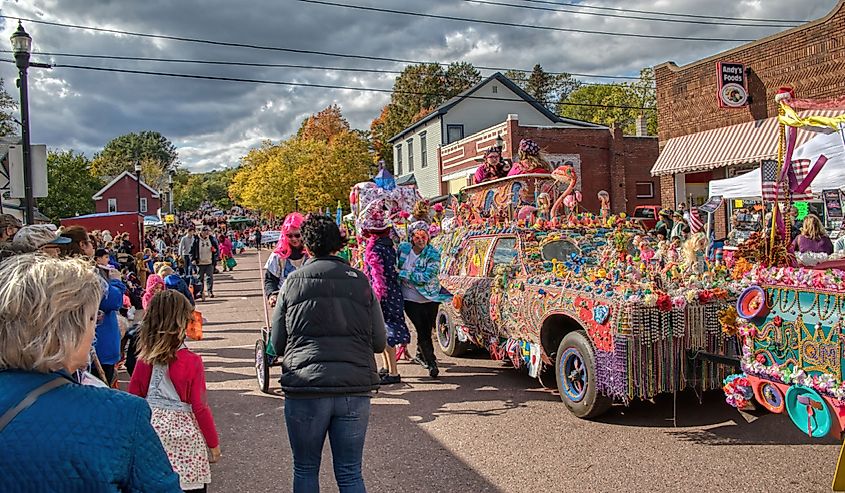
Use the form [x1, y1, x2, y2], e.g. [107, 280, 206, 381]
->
[439, 119, 660, 214]
[94, 175, 161, 214]
[655, 2, 845, 144]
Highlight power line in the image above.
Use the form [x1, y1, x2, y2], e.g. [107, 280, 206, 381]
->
[4, 60, 654, 110]
[514, 0, 808, 24]
[461, 0, 798, 28]
[0, 15, 642, 79]
[291, 0, 759, 42]
[0, 50, 637, 88]
[0, 14, 640, 80]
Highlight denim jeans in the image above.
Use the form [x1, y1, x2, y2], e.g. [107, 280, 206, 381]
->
[284, 396, 371, 493]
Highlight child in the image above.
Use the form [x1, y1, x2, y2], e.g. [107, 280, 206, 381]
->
[128, 290, 220, 492]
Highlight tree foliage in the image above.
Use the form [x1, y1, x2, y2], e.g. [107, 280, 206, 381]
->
[90, 131, 179, 185]
[504, 65, 581, 110]
[369, 62, 481, 166]
[231, 106, 371, 215]
[558, 68, 657, 135]
[38, 150, 104, 222]
[172, 168, 236, 212]
[0, 78, 17, 138]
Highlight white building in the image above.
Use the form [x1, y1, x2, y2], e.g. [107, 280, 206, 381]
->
[388, 72, 601, 197]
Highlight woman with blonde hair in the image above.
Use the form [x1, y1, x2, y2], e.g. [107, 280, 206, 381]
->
[682, 232, 708, 275]
[129, 290, 220, 492]
[0, 254, 180, 491]
[508, 138, 552, 176]
[791, 213, 833, 254]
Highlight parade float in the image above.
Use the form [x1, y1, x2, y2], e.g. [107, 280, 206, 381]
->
[721, 91, 845, 443]
[426, 170, 744, 419]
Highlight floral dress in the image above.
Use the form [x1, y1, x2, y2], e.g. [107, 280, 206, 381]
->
[365, 236, 411, 347]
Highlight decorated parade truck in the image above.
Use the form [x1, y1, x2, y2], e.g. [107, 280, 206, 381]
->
[431, 173, 741, 419]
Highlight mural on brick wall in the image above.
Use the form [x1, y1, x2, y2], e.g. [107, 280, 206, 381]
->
[545, 154, 582, 191]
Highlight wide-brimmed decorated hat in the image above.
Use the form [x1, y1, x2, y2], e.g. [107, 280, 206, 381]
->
[518, 139, 540, 156]
[359, 203, 392, 232]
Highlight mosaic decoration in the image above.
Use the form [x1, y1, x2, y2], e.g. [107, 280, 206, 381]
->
[430, 174, 741, 404]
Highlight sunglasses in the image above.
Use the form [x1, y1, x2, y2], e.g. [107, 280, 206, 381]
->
[286, 233, 301, 239]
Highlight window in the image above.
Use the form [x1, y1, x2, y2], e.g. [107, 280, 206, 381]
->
[396, 144, 403, 175]
[492, 85, 498, 94]
[107, 198, 117, 213]
[407, 138, 414, 172]
[446, 124, 464, 144]
[491, 238, 519, 270]
[140, 197, 148, 213]
[635, 181, 655, 199]
[420, 132, 428, 168]
[540, 239, 581, 262]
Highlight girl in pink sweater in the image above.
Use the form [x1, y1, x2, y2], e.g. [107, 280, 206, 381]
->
[129, 290, 221, 492]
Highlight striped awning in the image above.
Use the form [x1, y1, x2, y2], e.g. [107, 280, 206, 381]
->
[651, 110, 845, 176]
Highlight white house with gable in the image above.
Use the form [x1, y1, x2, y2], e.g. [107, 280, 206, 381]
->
[388, 72, 601, 197]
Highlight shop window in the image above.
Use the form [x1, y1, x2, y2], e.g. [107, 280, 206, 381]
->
[635, 181, 655, 199]
[447, 124, 464, 144]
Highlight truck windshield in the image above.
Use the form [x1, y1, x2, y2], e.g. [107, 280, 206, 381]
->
[541, 239, 580, 262]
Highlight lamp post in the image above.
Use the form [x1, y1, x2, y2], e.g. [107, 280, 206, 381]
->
[168, 171, 174, 213]
[135, 161, 143, 252]
[10, 22, 34, 225]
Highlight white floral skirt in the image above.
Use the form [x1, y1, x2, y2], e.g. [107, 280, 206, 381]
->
[150, 407, 211, 490]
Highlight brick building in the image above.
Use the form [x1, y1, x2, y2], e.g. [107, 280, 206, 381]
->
[439, 114, 660, 214]
[652, 0, 845, 235]
[92, 171, 161, 215]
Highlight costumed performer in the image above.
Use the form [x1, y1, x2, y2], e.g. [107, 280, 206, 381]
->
[398, 221, 453, 378]
[508, 139, 551, 176]
[361, 207, 409, 385]
[473, 146, 508, 184]
[263, 212, 308, 308]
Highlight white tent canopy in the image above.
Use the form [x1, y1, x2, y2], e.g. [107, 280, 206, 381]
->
[708, 168, 762, 199]
[708, 126, 845, 199]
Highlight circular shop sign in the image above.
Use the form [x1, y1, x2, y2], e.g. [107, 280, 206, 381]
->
[720, 83, 748, 107]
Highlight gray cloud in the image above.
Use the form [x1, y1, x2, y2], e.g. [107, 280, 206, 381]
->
[0, 0, 837, 170]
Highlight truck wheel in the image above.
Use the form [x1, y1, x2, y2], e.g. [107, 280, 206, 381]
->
[555, 330, 612, 419]
[436, 307, 470, 357]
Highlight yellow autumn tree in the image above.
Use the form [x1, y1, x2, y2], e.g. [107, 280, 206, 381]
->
[230, 106, 371, 216]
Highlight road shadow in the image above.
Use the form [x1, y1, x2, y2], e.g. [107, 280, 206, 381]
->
[207, 388, 506, 493]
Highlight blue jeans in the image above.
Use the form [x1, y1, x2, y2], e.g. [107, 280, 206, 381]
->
[284, 396, 371, 493]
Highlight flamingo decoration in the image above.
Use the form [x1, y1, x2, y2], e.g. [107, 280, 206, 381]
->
[550, 166, 579, 218]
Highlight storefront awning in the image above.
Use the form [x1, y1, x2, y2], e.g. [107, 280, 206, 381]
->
[651, 110, 845, 176]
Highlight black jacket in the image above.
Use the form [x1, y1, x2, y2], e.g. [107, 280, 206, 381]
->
[270, 256, 386, 395]
[190, 235, 219, 265]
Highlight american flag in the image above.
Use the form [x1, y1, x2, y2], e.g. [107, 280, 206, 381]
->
[761, 159, 813, 201]
[688, 209, 704, 233]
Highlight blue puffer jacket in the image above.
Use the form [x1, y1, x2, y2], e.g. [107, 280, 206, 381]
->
[0, 370, 181, 492]
[95, 279, 127, 365]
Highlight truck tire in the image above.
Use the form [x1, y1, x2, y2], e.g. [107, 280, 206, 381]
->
[436, 307, 470, 357]
[555, 330, 612, 419]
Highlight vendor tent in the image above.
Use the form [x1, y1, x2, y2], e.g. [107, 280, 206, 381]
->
[708, 127, 845, 198]
[708, 168, 762, 199]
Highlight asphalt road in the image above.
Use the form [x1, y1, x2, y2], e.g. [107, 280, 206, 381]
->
[191, 250, 840, 492]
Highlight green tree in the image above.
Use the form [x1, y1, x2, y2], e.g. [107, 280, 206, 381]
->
[557, 68, 656, 135]
[38, 150, 104, 222]
[504, 65, 581, 110]
[91, 131, 179, 184]
[172, 168, 236, 212]
[232, 106, 371, 215]
[0, 78, 17, 137]
[370, 62, 481, 166]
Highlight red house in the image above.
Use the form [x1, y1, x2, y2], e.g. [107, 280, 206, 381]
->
[92, 171, 161, 214]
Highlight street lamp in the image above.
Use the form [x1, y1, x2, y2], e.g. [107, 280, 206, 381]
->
[10, 22, 34, 225]
[135, 161, 143, 252]
[168, 171, 174, 213]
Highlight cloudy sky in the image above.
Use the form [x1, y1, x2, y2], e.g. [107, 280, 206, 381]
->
[0, 0, 838, 171]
